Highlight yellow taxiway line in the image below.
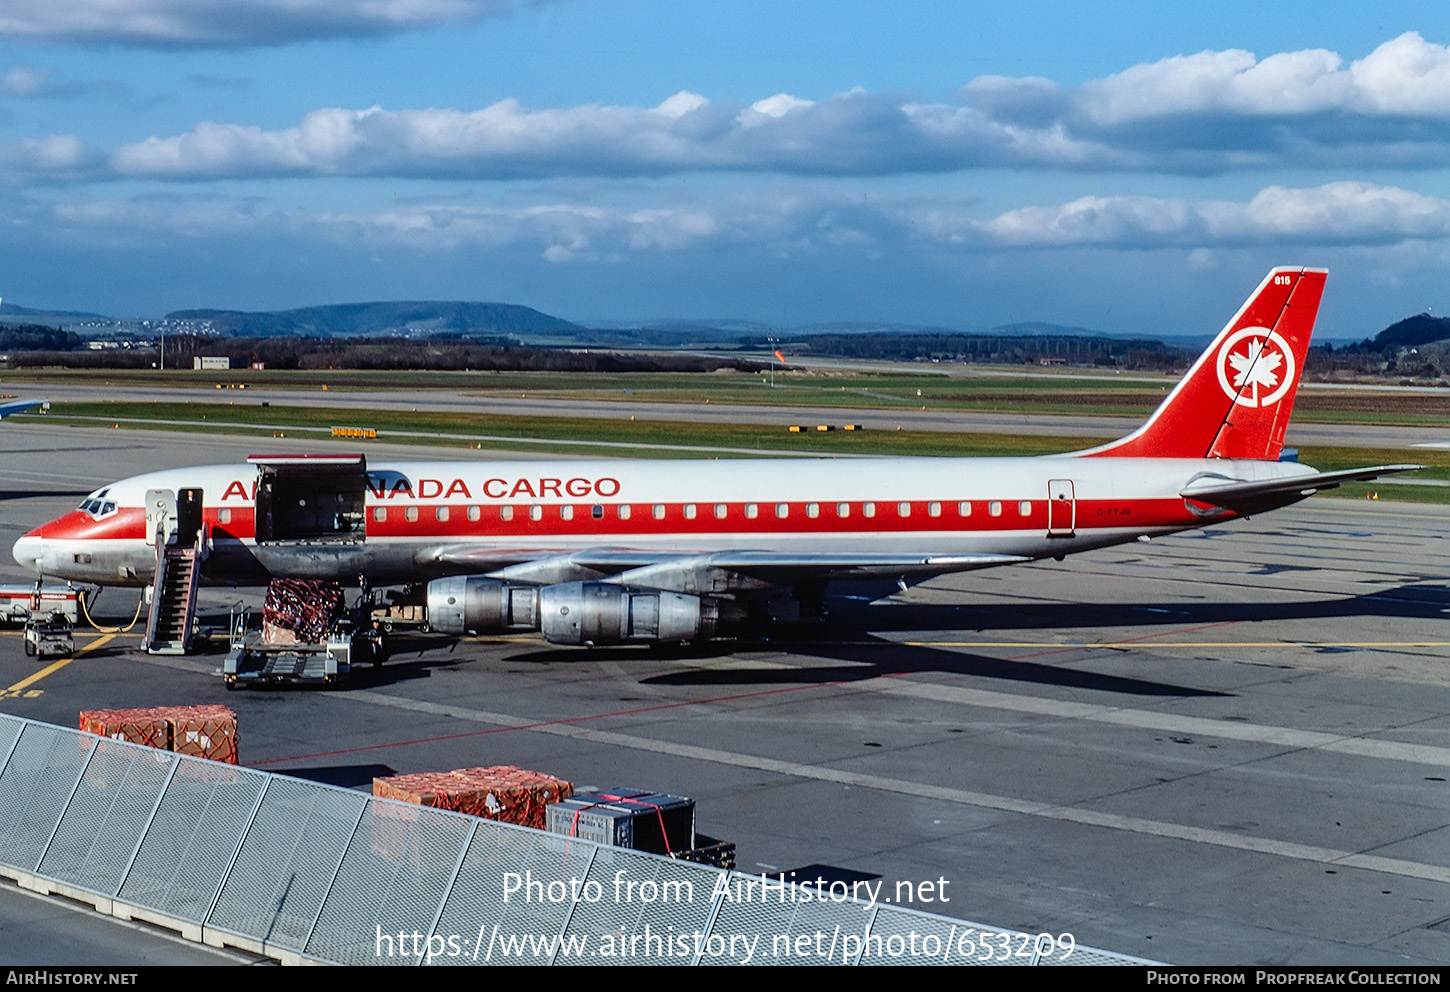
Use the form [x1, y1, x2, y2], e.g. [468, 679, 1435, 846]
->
[0, 633, 119, 699]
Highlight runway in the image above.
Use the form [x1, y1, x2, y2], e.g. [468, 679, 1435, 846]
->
[0, 426, 1448, 965]
[16, 379, 1450, 450]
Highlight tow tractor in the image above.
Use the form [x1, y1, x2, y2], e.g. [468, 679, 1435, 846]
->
[0, 584, 80, 659]
[24, 612, 75, 658]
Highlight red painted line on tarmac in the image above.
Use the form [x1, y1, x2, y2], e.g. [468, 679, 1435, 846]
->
[252, 621, 1239, 767]
[249, 678, 851, 767]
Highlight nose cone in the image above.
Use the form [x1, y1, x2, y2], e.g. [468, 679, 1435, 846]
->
[13, 530, 44, 573]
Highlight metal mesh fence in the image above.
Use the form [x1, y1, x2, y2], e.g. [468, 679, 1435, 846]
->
[208, 775, 367, 951]
[0, 714, 1152, 966]
[37, 736, 176, 896]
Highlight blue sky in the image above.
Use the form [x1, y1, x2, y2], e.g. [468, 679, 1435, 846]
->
[4, 1, 1450, 339]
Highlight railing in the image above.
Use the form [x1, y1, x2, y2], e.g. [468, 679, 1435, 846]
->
[0, 714, 1154, 966]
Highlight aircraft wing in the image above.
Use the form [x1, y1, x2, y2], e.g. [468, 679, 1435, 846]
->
[0, 399, 46, 419]
[430, 546, 1027, 592]
[589, 550, 1029, 583]
[1181, 464, 1423, 514]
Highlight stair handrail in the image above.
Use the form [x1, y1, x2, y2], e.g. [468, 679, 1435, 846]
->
[143, 526, 166, 649]
[176, 526, 206, 652]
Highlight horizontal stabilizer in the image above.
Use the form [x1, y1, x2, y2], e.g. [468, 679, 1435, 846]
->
[1181, 464, 1423, 514]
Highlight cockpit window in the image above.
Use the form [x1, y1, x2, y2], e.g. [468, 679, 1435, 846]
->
[77, 490, 116, 517]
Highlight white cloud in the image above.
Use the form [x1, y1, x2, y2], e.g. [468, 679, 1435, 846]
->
[32, 183, 1450, 262]
[1350, 31, 1450, 115]
[738, 93, 815, 128]
[653, 91, 709, 119]
[0, 134, 101, 179]
[965, 183, 1450, 249]
[92, 34, 1450, 184]
[1080, 32, 1450, 123]
[107, 89, 1107, 181]
[0, 0, 539, 47]
[2, 67, 47, 96]
[113, 100, 739, 179]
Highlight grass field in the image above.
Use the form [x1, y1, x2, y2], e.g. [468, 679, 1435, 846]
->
[6, 363, 1450, 425]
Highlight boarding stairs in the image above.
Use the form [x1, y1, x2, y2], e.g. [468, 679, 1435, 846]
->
[144, 530, 203, 654]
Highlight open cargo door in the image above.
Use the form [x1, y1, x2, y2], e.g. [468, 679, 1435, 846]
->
[250, 453, 368, 545]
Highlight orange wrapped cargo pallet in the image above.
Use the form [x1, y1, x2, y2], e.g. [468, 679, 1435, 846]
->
[168, 705, 240, 764]
[374, 765, 573, 829]
[79, 707, 171, 750]
[78, 705, 238, 764]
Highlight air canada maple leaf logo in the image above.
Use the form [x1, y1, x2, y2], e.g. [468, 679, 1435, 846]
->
[1215, 327, 1295, 408]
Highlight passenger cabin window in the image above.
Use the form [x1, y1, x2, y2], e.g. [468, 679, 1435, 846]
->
[958, 502, 971, 517]
[436, 506, 449, 522]
[652, 504, 666, 520]
[928, 502, 941, 517]
[897, 502, 911, 518]
[807, 503, 819, 518]
[373, 507, 386, 522]
[1018, 501, 1032, 517]
[684, 504, 696, 520]
[405, 506, 418, 522]
[745, 504, 758, 519]
[618, 504, 632, 520]
[714, 504, 727, 519]
[529, 505, 543, 521]
[500, 505, 514, 521]
[467, 506, 481, 522]
[863, 502, 876, 518]
[836, 502, 849, 518]
[776, 503, 789, 519]
[988, 501, 1002, 517]
[218, 508, 232, 525]
[560, 505, 574, 521]
[592, 504, 604, 519]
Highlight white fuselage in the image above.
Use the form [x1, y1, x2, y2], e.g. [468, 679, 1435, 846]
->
[13, 454, 1315, 587]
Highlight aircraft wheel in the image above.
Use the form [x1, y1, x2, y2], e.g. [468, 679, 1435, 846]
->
[24, 640, 34, 657]
[419, 622, 430, 633]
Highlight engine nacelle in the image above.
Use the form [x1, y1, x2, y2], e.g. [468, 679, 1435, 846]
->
[426, 576, 540, 635]
[538, 581, 710, 646]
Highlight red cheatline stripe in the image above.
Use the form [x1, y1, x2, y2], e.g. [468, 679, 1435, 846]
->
[251, 618, 1233, 767]
[43, 495, 1208, 542]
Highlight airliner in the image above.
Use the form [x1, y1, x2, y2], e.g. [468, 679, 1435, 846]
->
[11, 268, 1416, 645]
[0, 399, 46, 419]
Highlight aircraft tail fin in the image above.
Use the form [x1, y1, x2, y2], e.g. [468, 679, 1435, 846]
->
[1077, 267, 1325, 461]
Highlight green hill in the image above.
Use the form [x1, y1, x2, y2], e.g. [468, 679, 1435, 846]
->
[166, 301, 581, 338]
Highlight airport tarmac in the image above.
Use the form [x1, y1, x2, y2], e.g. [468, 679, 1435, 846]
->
[0, 426, 1449, 966]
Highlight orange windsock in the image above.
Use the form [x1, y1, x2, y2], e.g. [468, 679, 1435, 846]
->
[774, 349, 786, 364]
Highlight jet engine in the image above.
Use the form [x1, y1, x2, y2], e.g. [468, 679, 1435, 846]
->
[538, 581, 712, 646]
[427, 576, 715, 645]
[426, 576, 540, 635]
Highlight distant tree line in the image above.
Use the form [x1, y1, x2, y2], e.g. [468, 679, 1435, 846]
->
[4, 335, 764, 374]
[0, 324, 80, 352]
[747, 333, 1191, 371]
